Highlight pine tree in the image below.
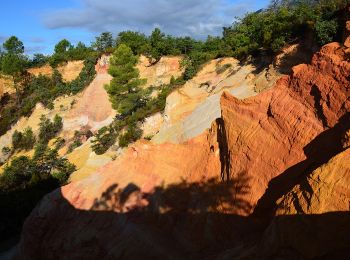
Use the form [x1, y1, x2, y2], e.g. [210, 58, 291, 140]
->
[105, 44, 146, 116]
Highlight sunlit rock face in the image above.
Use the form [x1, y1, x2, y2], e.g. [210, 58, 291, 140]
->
[14, 9, 350, 259]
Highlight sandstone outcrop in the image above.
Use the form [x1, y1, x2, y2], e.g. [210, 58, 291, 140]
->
[27, 60, 84, 82]
[0, 74, 15, 99]
[137, 55, 183, 88]
[153, 57, 279, 144]
[14, 18, 350, 259]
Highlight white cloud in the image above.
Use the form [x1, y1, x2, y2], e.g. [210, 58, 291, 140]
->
[43, 0, 256, 38]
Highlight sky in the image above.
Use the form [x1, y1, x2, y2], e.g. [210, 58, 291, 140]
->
[0, 0, 270, 55]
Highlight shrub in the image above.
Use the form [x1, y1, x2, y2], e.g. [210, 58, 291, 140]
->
[38, 114, 63, 144]
[12, 130, 23, 150]
[11, 127, 36, 151]
[216, 63, 232, 74]
[91, 126, 117, 155]
[118, 124, 143, 148]
[2, 146, 11, 156]
[68, 131, 83, 153]
[0, 142, 76, 244]
[315, 19, 338, 46]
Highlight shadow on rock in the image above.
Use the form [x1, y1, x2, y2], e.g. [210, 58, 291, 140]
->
[14, 174, 350, 259]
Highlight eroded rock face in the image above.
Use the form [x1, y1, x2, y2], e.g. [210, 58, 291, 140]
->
[15, 135, 233, 259]
[153, 57, 279, 144]
[15, 29, 350, 260]
[27, 60, 84, 82]
[220, 42, 350, 214]
[137, 55, 183, 88]
[253, 148, 350, 259]
[276, 148, 350, 215]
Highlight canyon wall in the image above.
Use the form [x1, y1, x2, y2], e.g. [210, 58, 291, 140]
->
[14, 17, 350, 259]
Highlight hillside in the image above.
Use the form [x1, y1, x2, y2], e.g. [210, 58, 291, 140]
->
[1, 1, 350, 259]
[10, 6, 350, 260]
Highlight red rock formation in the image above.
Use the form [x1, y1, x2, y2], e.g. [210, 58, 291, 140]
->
[220, 41, 350, 214]
[14, 18, 350, 260]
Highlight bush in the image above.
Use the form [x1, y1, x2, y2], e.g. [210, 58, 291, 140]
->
[222, 0, 346, 57]
[118, 124, 143, 148]
[91, 126, 117, 155]
[68, 131, 83, 153]
[38, 114, 63, 144]
[216, 63, 232, 74]
[12, 127, 36, 151]
[67, 55, 97, 94]
[2, 146, 11, 156]
[0, 143, 76, 243]
[315, 19, 338, 45]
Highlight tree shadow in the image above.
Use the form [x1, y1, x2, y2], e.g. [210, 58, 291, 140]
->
[254, 112, 350, 219]
[273, 41, 316, 75]
[238, 39, 316, 76]
[14, 176, 350, 259]
[15, 177, 266, 259]
[0, 177, 61, 253]
[216, 118, 231, 182]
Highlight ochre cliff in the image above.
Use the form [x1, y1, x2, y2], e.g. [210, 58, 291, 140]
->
[14, 26, 350, 260]
[220, 42, 350, 213]
[27, 60, 85, 82]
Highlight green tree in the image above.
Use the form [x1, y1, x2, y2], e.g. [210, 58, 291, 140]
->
[22, 127, 36, 150]
[54, 39, 72, 54]
[30, 53, 49, 67]
[92, 32, 114, 52]
[38, 114, 63, 143]
[1, 36, 27, 99]
[91, 126, 117, 155]
[116, 31, 150, 55]
[12, 130, 23, 150]
[49, 39, 72, 67]
[12, 127, 36, 151]
[118, 123, 142, 147]
[3, 36, 24, 54]
[149, 28, 167, 62]
[105, 44, 146, 115]
[315, 19, 338, 45]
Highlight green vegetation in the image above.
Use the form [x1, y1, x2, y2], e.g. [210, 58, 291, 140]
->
[116, 31, 149, 55]
[92, 32, 115, 53]
[222, 0, 349, 58]
[10, 114, 62, 154]
[315, 19, 339, 45]
[90, 0, 350, 154]
[12, 127, 36, 151]
[0, 0, 348, 151]
[38, 114, 63, 144]
[112, 0, 349, 79]
[118, 123, 143, 147]
[28, 53, 49, 68]
[92, 44, 186, 153]
[0, 55, 97, 136]
[0, 36, 28, 100]
[0, 143, 75, 244]
[2, 146, 11, 156]
[105, 44, 147, 115]
[1, 143, 75, 190]
[49, 39, 95, 68]
[91, 126, 117, 154]
[0, 0, 349, 247]
[0, 115, 75, 246]
[68, 130, 84, 153]
[216, 63, 232, 74]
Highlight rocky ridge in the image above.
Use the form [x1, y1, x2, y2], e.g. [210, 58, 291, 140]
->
[13, 11, 350, 259]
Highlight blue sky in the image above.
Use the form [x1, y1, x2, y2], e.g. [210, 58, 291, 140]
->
[0, 0, 270, 55]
